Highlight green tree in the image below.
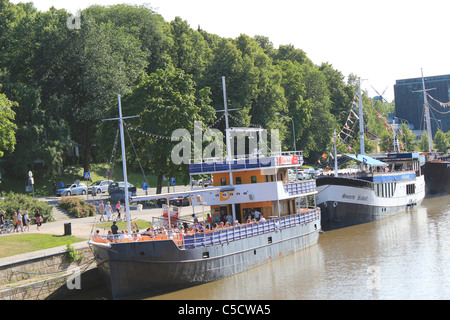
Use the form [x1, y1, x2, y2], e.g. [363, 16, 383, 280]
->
[277, 60, 312, 151]
[0, 88, 17, 158]
[118, 66, 215, 193]
[169, 17, 212, 79]
[319, 62, 354, 125]
[297, 64, 336, 160]
[420, 131, 430, 152]
[434, 129, 448, 153]
[60, 11, 148, 172]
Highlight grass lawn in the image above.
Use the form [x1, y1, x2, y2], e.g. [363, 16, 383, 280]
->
[0, 234, 86, 259]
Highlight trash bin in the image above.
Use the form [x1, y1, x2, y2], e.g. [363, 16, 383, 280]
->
[137, 204, 143, 211]
[64, 222, 72, 236]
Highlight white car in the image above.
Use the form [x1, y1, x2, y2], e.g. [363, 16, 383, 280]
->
[88, 180, 113, 195]
[297, 171, 311, 180]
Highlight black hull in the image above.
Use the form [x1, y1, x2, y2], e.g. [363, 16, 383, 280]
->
[91, 213, 320, 299]
[318, 201, 420, 231]
[423, 161, 450, 196]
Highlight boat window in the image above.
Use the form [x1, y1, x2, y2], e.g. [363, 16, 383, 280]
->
[406, 184, 415, 195]
[235, 177, 242, 185]
[251, 176, 257, 183]
[221, 178, 227, 186]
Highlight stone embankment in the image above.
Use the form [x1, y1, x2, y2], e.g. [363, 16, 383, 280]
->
[0, 193, 209, 300]
[0, 242, 101, 300]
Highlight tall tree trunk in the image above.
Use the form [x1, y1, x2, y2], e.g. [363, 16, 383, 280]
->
[81, 122, 92, 174]
[156, 172, 164, 194]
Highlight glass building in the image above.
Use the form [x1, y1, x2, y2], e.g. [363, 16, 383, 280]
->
[394, 74, 450, 137]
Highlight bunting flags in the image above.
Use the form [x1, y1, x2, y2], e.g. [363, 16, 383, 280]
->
[427, 92, 450, 108]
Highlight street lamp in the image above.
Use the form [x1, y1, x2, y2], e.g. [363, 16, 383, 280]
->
[275, 112, 297, 182]
[275, 113, 296, 153]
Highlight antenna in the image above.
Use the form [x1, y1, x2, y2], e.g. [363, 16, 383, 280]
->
[412, 68, 435, 152]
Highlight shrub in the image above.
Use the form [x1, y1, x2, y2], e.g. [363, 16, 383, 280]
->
[0, 192, 53, 223]
[58, 197, 96, 218]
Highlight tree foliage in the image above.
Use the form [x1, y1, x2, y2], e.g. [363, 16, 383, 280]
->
[0, 0, 418, 192]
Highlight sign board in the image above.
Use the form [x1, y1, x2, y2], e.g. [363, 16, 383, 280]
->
[278, 155, 299, 165]
[142, 182, 148, 191]
[170, 177, 176, 186]
[84, 172, 90, 180]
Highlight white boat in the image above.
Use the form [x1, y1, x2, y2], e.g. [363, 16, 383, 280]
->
[315, 78, 425, 230]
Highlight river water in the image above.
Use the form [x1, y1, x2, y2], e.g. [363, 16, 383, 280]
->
[77, 194, 450, 300]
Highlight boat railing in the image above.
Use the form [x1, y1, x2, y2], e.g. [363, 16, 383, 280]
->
[189, 151, 304, 174]
[283, 180, 316, 195]
[90, 208, 320, 248]
[182, 208, 320, 249]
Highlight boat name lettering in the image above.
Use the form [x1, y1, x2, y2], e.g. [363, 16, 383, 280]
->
[342, 193, 368, 201]
[217, 191, 248, 201]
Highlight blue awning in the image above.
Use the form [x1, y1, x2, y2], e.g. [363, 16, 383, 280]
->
[344, 154, 387, 166]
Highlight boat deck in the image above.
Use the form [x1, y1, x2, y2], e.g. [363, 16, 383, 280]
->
[91, 208, 320, 249]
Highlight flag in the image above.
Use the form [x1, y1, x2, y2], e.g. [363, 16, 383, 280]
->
[322, 153, 327, 159]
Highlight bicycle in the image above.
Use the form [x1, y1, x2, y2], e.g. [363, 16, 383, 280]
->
[1, 220, 14, 234]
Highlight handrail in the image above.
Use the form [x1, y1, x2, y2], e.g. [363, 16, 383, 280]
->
[189, 151, 303, 165]
[91, 208, 321, 249]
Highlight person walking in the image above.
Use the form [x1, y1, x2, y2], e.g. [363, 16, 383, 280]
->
[116, 201, 121, 221]
[34, 209, 42, 231]
[105, 201, 112, 221]
[23, 211, 30, 232]
[98, 200, 105, 221]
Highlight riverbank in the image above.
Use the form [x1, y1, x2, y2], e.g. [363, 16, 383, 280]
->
[0, 199, 209, 300]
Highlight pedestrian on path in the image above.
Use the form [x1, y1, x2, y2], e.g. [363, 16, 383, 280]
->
[34, 209, 42, 231]
[105, 201, 112, 221]
[23, 211, 30, 232]
[98, 200, 105, 221]
[116, 201, 121, 221]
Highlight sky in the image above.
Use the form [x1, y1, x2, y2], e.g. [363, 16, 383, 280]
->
[10, 0, 450, 102]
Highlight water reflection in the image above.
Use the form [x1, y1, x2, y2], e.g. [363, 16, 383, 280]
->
[149, 195, 450, 300]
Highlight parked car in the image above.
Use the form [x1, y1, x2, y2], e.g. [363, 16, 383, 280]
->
[170, 196, 190, 207]
[56, 183, 88, 196]
[88, 180, 113, 195]
[200, 177, 213, 187]
[108, 181, 137, 196]
[297, 170, 311, 180]
[314, 168, 324, 177]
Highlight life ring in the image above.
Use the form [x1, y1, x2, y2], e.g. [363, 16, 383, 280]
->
[333, 201, 338, 208]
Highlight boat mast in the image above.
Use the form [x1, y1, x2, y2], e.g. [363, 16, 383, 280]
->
[421, 69, 434, 152]
[222, 76, 237, 221]
[103, 95, 139, 234]
[333, 130, 338, 177]
[357, 77, 365, 155]
[117, 95, 132, 234]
